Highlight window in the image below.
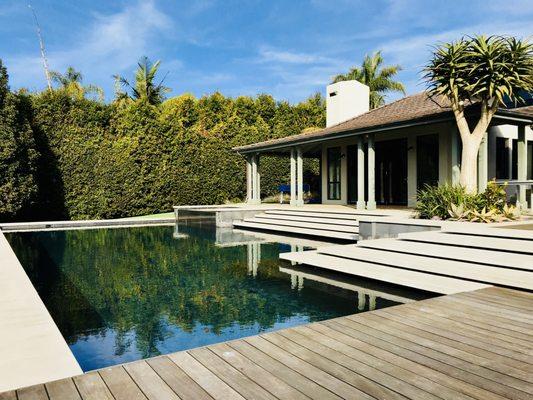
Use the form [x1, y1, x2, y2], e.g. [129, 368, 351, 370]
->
[327, 147, 342, 200]
[417, 134, 439, 190]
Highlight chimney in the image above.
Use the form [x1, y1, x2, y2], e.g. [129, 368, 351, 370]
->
[326, 80, 370, 127]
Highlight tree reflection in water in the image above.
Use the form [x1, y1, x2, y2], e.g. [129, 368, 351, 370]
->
[7, 224, 396, 371]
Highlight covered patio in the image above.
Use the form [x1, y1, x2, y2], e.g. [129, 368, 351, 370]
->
[234, 93, 533, 210]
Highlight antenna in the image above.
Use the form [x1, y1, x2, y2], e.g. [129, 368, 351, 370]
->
[28, 3, 52, 91]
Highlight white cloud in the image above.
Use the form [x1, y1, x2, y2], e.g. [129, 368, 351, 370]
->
[6, 0, 174, 93]
[256, 46, 335, 65]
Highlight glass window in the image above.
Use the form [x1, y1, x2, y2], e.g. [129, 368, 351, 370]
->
[327, 147, 342, 200]
[416, 134, 439, 190]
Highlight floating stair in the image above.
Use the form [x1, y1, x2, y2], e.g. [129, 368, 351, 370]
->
[233, 209, 360, 241]
[280, 226, 533, 293]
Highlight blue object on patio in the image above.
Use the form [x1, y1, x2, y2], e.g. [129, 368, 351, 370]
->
[279, 184, 310, 203]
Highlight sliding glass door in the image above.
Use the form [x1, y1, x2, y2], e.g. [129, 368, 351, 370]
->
[327, 147, 342, 200]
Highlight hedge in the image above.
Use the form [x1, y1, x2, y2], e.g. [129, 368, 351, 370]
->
[0, 62, 325, 221]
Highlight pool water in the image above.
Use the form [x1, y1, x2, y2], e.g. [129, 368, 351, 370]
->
[7, 223, 401, 371]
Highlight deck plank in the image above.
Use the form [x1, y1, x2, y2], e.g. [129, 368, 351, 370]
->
[146, 356, 213, 400]
[6, 287, 533, 400]
[325, 318, 532, 400]
[73, 373, 113, 400]
[123, 361, 180, 400]
[17, 385, 49, 400]
[209, 343, 309, 400]
[0, 391, 17, 400]
[228, 339, 340, 400]
[309, 323, 508, 400]
[246, 335, 375, 400]
[46, 379, 81, 400]
[355, 313, 533, 387]
[275, 328, 449, 400]
[189, 347, 277, 400]
[376, 307, 533, 367]
[99, 366, 147, 400]
[168, 351, 246, 400]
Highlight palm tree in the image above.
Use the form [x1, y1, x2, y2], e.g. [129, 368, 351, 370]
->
[50, 67, 103, 100]
[332, 51, 405, 109]
[113, 57, 170, 105]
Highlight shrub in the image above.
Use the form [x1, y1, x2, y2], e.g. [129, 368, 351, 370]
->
[416, 181, 519, 223]
[415, 184, 475, 220]
[0, 58, 326, 222]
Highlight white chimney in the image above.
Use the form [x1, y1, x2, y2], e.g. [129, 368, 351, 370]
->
[326, 80, 370, 127]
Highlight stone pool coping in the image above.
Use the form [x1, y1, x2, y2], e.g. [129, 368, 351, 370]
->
[0, 217, 176, 233]
[0, 231, 83, 392]
[0, 217, 178, 391]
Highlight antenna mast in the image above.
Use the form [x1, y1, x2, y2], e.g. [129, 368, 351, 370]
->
[29, 3, 52, 91]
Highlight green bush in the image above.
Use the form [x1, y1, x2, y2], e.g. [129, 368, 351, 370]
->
[0, 61, 39, 221]
[0, 59, 326, 222]
[415, 184, 475, 220]
[416, 181, 513, 222]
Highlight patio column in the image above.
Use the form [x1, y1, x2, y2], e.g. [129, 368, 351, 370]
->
[517, 125, 528, 208]
[451, 126, 461, 185]
[246, 155, 253, 203]
[367, 134, 376, 210]
[290, 147, 297, 205]
[356, 136, 365, 210]
[507, 138, 513, 180]
[477, 132, 488, 192]
[250, 154, 261, 204]
[296, 147, 304, 206]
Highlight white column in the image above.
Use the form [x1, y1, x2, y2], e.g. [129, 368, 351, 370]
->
[488, 128, 497, 180]
[451, 126, 461, 185]
[366, 134, 376, 210]
[290, 148, 297, 205]
[356, 137, 365, 210]
[250, 154, 261, 204]
[518, 125, 528, 208]
[296, 147, 304, 206]
[357, 293, 366, 311]
[246, 156, 253, 203]
[477, 132, 488, 192]
[507, 138, 513, 180]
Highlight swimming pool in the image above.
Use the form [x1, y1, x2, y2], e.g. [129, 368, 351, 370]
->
[7, 223, 407, 371]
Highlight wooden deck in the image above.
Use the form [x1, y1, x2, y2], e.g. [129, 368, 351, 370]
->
[3, 287, 533, 400]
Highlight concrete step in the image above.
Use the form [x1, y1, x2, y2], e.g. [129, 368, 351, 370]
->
[358, 239, 533, 271]
[264, 210, 359, 220]
[398, 231, 533, 255]
[254, 214, 358, 227]
[233, 221, 358, 241]
[280, 251, 490, 295]
[442, 225, 533, 240]
[317, 245, 533, 290]
[242, 217, 359, 234]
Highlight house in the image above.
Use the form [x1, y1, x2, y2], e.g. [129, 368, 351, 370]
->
[233, 81, 533, 209]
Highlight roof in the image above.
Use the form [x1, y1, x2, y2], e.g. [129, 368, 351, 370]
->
[234, 93, 533, 153]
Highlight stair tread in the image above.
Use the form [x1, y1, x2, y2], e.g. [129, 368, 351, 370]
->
[280, 251, 490, 294]
[358, 238, 533, 271]
[265, 210, 359, 220]
[442, 225, 533, 240]
[246, 217, 358, 233]
[399, 231, 533, 254]
[255, 214, 358, 226]
[317, 245, 533, 290]
[233, 221, 358, 240]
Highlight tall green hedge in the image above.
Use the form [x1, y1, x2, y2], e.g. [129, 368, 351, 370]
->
[0, 63, 325, 221]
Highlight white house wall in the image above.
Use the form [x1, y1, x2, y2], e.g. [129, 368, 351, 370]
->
[320, 122, 452, 207]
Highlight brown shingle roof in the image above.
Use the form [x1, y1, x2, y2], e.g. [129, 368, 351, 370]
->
[234, 93, 533, 153]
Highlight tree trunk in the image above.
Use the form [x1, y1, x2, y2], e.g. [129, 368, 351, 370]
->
[459, 136, 481, 193]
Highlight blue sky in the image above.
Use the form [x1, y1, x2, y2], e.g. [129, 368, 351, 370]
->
[1, 0, 532, 103]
